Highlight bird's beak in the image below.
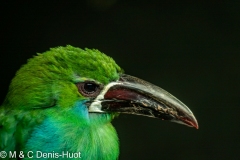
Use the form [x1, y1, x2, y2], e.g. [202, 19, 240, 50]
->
[89, 74, 198, 129]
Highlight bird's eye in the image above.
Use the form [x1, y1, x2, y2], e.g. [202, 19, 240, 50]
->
[76, 81, 101, 97]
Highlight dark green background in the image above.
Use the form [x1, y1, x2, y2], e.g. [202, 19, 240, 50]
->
[1, 1, 239, 159]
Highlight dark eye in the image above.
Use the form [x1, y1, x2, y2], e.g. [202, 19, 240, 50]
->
[77, 81, 101, 97]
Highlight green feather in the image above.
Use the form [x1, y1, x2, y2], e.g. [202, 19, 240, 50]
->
[0, 45, 123, 159]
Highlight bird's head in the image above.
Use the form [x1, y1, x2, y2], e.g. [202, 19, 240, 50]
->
[4, 45, 198, 129]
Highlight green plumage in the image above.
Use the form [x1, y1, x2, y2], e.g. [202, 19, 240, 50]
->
[0, 45, 123, 159]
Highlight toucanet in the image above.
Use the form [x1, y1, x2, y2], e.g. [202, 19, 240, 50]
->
[0, 45, 198, 159]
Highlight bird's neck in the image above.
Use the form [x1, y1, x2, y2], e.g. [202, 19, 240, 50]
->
[24, 111, 119, 160]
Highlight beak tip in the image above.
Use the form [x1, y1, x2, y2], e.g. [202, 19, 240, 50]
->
[180, 115, 199, 129]
[192, 116, 199, 129]
[193, 122, 199, 129]
[190, 116, 199, 129]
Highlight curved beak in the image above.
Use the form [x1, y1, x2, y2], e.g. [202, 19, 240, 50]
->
[89, 74, 198, 129]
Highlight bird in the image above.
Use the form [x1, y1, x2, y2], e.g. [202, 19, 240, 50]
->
[0, 45, 198, 160]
